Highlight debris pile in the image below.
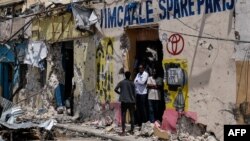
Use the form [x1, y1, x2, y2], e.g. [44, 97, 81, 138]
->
[140, 121, 154, 137]
[0, 97, 57, 140]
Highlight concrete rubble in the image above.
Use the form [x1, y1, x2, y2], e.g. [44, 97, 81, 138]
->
[0, 105, 57, 140]
[52, 117, 219, 141]
[140, 121, 154, 137]
[1, 93, 219, 141]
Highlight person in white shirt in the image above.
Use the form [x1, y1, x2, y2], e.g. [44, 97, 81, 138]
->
[147, 69, 163, 123]
[134, 64, 149, 127]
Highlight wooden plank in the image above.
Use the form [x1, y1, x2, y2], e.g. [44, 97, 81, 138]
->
[236, 61, 250, 124]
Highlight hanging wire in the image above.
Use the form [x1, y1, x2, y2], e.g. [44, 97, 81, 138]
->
[124, 0, 243, 43]
[145, 26, 250, 43]
[0, 4, 65, 61]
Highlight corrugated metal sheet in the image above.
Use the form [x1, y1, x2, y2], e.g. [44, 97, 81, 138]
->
[0, 44, 14, 62]
[0, 0, 24, 6]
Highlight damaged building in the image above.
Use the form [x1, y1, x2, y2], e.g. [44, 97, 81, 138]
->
[0, 0, 249, 140]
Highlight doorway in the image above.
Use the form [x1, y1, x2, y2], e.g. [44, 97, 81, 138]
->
[0, 63, 13, 100]
[61, 41, 74, 115]
[126, 27, 165, 122]
[135, 40, 164, 76]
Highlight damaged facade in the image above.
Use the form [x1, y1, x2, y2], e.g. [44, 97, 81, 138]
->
[0, 0, 249, 140]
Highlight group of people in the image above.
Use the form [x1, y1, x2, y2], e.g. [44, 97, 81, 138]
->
[114, 64, 164, 136]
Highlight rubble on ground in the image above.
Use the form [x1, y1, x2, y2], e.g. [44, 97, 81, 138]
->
[2, 95, 216, 141]
[154, 121, 170, 140]
[140, 121, 154, 137]
[0, 97, 58, 141]
[177, 115, 207, 137]
[76, 114, 218, 141]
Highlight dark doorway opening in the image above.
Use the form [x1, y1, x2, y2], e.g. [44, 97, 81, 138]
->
[0, 63, 13, 100]
[62, 41, 74, 116]
[134, 40, 165, 122]
[135, 40, 164, 77]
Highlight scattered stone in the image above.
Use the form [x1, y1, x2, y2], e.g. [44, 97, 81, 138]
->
[178, 132, 189, 141]
[196, 136, 202, 141]
[134, 130, 141, 136]
[153, 125, 169, 140]
[140, 121, 154, 137]
[177, 115, 206, 137]
[153, 121, 169, 140]
[204, 133, 209, 138]
[187, 136, 195, 141]
[105, 124, 115, 132]
[105, 116, 113, 126]
[91, 120, 99, 125]
[207, 136, 217, 141]
[37, 108, 48, 115]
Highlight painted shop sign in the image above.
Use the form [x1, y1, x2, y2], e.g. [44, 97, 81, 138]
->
[100, 0, 235, 28]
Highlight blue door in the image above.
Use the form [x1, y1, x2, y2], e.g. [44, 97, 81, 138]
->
[0, 63, 12, 100]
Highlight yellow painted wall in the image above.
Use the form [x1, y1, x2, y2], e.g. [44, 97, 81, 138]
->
[162, 59, 189, 111]
[96, 37, 115, 103]
[32, 13, 83, 42]
[23, 0, 70, 10]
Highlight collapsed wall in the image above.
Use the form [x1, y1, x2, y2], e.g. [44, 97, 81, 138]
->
[14, 43, 65, 112]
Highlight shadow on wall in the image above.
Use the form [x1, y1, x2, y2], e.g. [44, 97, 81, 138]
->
[190, 13, 207, 77]
[227, 10, 234, 36]
[190, 67, 212, 89]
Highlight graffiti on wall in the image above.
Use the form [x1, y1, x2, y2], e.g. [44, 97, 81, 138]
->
[100, 0, 235, 28]
[119, 33, 130, 72]
[166, 33, 184, 55]
[163, 59, 188, 111]
[96, 37, 115, 103]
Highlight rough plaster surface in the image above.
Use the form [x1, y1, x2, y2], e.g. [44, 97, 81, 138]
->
[47, 43, 65, 89]
[14, 66, 52, 110]
[94, 1, 237, 140]
[159, 12, 236, 141]
[74, 37, 98, 119]
[14, 66, 41, 108]
[234, 0, 250, 61]
[15, 43, 65, 110]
